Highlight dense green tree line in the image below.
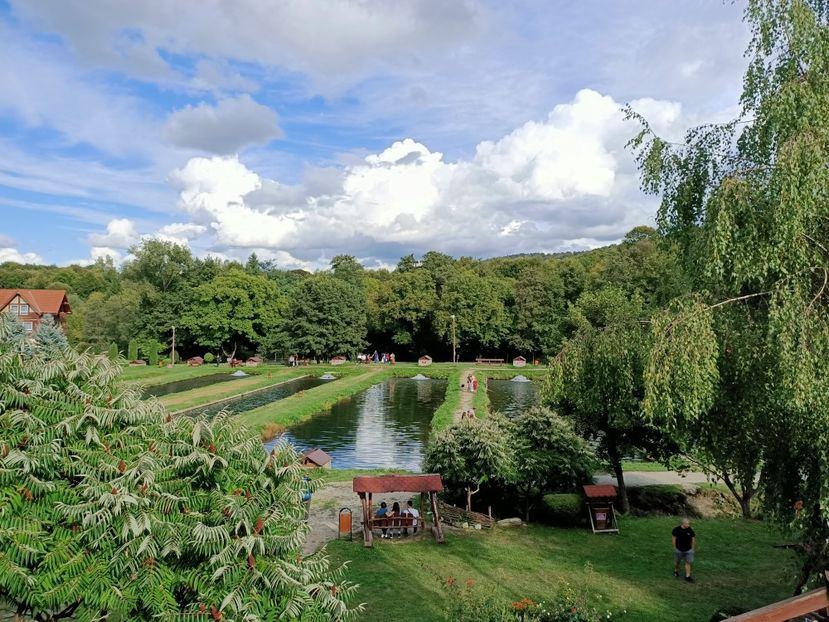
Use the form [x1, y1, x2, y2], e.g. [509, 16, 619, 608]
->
[0, 228, 685, 363]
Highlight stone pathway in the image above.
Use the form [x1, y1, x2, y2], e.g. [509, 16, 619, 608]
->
[454, 368, 475, 422]
[594, 470, 713, 487]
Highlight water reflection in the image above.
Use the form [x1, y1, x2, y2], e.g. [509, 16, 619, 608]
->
[271, 378, 447, 471]
[487, 378, 538, 418]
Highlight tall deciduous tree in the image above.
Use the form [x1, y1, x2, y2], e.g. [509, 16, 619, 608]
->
[282, 274, 367, 359]
[545, 288, 655, 513]
[184, 269, 282, 360]
[629, 0, 829, 590]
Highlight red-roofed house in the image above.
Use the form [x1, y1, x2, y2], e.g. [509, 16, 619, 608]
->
[0, 289, 71, 333]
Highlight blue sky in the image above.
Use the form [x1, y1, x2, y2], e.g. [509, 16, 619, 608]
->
[0, 1, 750, 268]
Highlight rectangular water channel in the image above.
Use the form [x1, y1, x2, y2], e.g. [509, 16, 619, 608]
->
[143, 372, 241, 398]
[269, 377, 447, 471]
[182, 375, 332, 417]
[486, 377, 538, 418]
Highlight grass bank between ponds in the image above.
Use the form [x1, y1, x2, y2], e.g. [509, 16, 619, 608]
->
[327, 516, 795, 622]
[162, 368, 318, 412]
[238, 363, 458, 438]
[430, 367, 464, 432]
[121, 364, 236, 386]
[238, 369, 390, 436]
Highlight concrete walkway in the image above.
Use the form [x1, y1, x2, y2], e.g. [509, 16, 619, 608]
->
[594, 470, 713, 488]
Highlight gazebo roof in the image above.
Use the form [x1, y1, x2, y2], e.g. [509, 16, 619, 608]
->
[353, 473, 443, 494]
[583, 484, 618, 499]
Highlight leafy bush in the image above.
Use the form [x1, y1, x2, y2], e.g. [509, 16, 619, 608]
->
[142, 340, 160, 366]
[0, 314, 360, 621]
[627, 485, 698, 517]
[542, 493, 584, 527]
[204, 352, 216, 363]
[440, 578, 623, 622]
[108, 341, 119, 360]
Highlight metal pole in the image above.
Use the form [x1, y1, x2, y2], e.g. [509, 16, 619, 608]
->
[451, 314, 456, 364]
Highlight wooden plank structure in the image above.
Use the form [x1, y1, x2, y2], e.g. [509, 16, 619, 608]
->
[437, 499, 494, 528]
[353, 474, 445, 547]
[725, 587, 828, 621]
[476, 357, 505, 365]
[583, 484, 620, 534]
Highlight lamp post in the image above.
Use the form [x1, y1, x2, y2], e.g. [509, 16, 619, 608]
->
[450, 314, 456, 364]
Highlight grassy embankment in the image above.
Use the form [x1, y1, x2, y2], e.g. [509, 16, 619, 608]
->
[327, 516, 794, 622]
[120, 363, 232, 386]
[237, 363, 459, 438]
[157, 367, 320, 412]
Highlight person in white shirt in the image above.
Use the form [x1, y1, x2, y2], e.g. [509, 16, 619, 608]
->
[403, 499, 420, 536]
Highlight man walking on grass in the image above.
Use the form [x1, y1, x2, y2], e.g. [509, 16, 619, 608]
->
[672, 518, 696, 582]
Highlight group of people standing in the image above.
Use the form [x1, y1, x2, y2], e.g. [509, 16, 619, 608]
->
[374, 500, 420, 538]
[463, 373, 478, 392]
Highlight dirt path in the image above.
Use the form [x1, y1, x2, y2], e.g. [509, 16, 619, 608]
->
[304, 481, 420, 554]
[453, 368, 476, 422]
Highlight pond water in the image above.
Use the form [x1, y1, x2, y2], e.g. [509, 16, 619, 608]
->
[185, 375, 331, 417]
[143, 372, 240, 397]
[487, 378, 538, 418]
[270, 377, 447, 470]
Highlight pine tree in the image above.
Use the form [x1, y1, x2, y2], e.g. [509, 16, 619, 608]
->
[0, 313, 361, 621]
[108, 341, 119, 360]
[33, 314, 68, 356]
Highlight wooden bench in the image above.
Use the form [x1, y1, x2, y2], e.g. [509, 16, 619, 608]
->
[476, 358, 505, 365]
[367, 515, 422, 533]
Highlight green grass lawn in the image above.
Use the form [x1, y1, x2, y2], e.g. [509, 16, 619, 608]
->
[158, 367, 315, 411]
[620, 461, 670, 472]
[120, 364, 234, 386]
[326, 517, 795, 622]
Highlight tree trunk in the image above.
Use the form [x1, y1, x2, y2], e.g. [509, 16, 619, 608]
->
[722, 473, 754, 519]
[606, 432, 630, 513]
[612, 459, 630, 514]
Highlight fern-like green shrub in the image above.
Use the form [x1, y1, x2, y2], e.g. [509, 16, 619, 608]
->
[0, 315, 360, 621]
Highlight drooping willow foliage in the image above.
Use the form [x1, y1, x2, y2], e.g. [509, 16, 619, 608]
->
[0, 314, 360, 621]
[629, 0, 829, 591]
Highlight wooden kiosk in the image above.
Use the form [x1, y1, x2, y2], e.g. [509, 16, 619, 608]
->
[583, 484, 620, 534]
[353, 474, 445, 547]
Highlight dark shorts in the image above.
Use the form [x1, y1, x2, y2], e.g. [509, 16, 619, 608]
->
[674, 549, 694, 563]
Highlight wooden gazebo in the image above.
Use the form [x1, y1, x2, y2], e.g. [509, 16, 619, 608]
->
[353, 474, 445, 547]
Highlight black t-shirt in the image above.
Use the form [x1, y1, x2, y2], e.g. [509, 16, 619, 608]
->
[672, 525, 695, 551]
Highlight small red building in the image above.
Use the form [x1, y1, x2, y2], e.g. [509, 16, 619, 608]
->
[301, 448, 332, 469]
[0, 289, 71, 333]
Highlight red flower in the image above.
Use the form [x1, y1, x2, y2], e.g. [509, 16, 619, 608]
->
[446, 576, 456, 586]
[465, 578, 475, 588]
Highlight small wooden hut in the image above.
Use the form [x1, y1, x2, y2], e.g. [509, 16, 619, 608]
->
[583, 484, 620, 534]
[418, 355, 433, 367]
[330, 356, 347, 365]
[512, 355, 527, 368]
[301, 448, 332, 469]
[187, 356, 204, 367]
[246, 356, 263, 367]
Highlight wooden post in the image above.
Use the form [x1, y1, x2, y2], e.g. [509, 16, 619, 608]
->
[365, 493, 373, 547]
[419, 493, 426, 532]
[359, 493, 373, 547]
[429, 491, 445, 544]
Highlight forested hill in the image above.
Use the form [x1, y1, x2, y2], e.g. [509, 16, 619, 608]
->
[0, 225, 686, 362]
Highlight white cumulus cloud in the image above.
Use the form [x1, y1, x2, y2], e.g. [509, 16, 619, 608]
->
[158, 89, 683, 265]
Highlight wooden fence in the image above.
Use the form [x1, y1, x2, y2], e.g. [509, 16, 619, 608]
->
[437, 499, 495, 528]
[726, 587, 828, 621]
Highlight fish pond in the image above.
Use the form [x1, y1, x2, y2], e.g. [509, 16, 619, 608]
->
[184, 375, 331, 417]
[486, 378, 538, 418]
[143, 371, 241, 398]
[271, 377, 447, 470]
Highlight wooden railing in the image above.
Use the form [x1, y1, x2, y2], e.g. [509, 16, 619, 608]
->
[437, 499, 494, 528]
[726, 587, 828, 621]
[475, 358, 505, 365]
[367, 516, 422, 531]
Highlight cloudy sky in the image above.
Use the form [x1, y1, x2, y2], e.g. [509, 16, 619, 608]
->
[0, 1, 750, 269]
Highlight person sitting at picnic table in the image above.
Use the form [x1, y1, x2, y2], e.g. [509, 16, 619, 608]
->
[403, 499, 419, 536]
[375, 502, 390, 538]
[388, 502, 402, 538]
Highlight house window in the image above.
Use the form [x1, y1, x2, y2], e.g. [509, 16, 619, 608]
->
[19, 304, 29, 315]
[9, 304, 18, 314]
[23, 322, 33, 332]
